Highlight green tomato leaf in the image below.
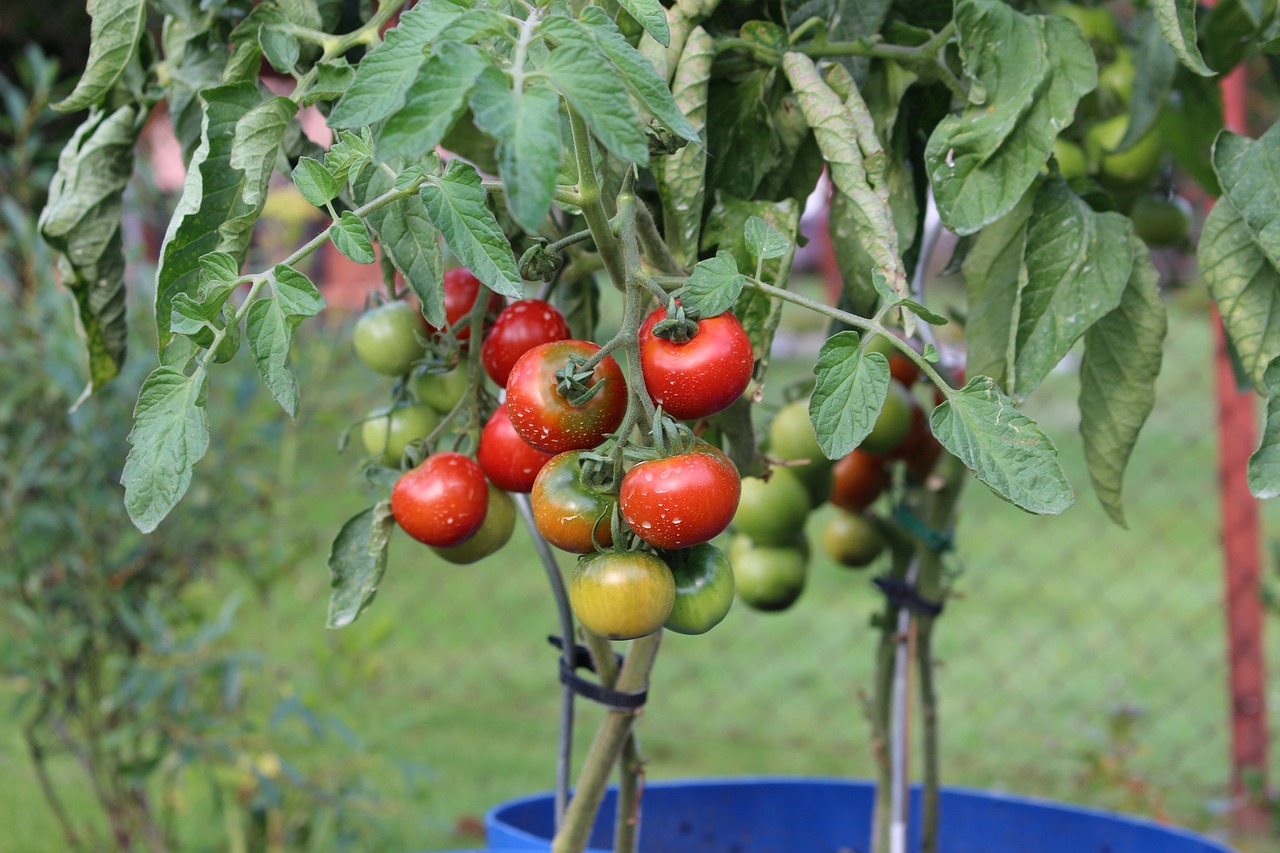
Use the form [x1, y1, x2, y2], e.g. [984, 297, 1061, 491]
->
[273, 264, 325, 318]
[122, 367, 210, 533]
[329, 210, 377, 264]
[470, 68, 563, 233]
[676, 251, 745, 319]
[260, 23, 301, 73]
[925, 1, 1096, 235]
[931, 377, 1075, 515]
[355, 166, 447, 329]
[306, 58, 356, 105]
[170, 292, 219, 339]
[55, 0, 146, 113]
[292, 156, 339, 207]
[37, 105, 142, 390]
[328, 0, 467, 128]
[810, 331, 891, 460]
[543, 44, 649, 165]
[1120, 12, 1179, 150]
[325, 128, 373, 186]
[897, 298, 949, 326]
[378, 42, 490, 161]
[614, 0, 669, 47]
[1213, 127, 1280, 270]
[1152, 0, 1215, 76]
[327, 503, 396, 629]
[1079, 239, 1167, 526]
[655, 26, 713, 269]
[1200, 199, 1280, 388]
[246, 298, 302, 418]
[1158, 68, 1223, 195]
[744, 216, 789, 260]
[706, 68, 781, 200]
[1249, 358, 1280, 498]
[1203, 0, 1275, 73]
[420, 160, 523, 299]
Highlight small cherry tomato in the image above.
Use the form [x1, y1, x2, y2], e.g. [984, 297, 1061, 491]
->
[829, 449, 888, 512]
[728, 535, 807, 612]
[353, 301, 427, 376]
[620, 443, 740, 550]
[530, 451, 615, 553]
[481, 299, 571, 387]
[1131, 195, 1194, 247]
[905, 433, 946, 483]
[769, 399, 828, 464]
[391, 452, 489, 547]
[638, 308, 754, 420]
[822, 510, 886, 569]
[432, 485, 515, 564]
[429, 267, 504, 343]
[505, 340, 627, 454]
[733, 468, 811, 546]
[361, 403, 439, 466]
[860, 381, 916, 455]
[411, 363, 469, 413]
[478, 404, 556, 493]
[570, 550, 675, 640]
[664, 543, 735, 635]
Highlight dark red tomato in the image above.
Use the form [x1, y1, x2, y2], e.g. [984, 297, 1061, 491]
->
[905, 433, 945, 482]
[638, 308, 753, 420]
[481, 299, 571, 387]
[477, 404, 554, 493]
[505, 340, 627, 454]
[888, 404, 930, 462]
[531, 451, 615, 553]
[429, 267, 504, 343]
[829, 449, 888, 512]
[391, 452, 489, 547]
[619, 443, 740, 550]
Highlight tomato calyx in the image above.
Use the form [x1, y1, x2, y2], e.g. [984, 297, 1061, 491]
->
[518, 239, 565, 282]
[649, 301, 700, 344]
[623, 412, 699, 463]
[554, 353, 614, 407]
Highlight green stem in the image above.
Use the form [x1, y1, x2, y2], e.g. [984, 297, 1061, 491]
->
[796, 20, 955, 61]
[869, 539, 911, 853]
[580, 632, 646, 853]
[292, 1, 405, 101]
[635, 201, 684, 275]
[568, 108, 628, 291]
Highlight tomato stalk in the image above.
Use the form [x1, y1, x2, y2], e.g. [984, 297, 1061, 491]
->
[568, 107, 627, 291]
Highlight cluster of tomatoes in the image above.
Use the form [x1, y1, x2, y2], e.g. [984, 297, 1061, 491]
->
[352, 268, 758, 640]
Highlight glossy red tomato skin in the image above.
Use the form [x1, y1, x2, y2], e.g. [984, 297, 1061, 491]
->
[829, 449, 889, 512]
[481, 300, 571, 387]
[391, 452, 489, 547]
[477, 404, 555, 493]
[505, 340, 627, 454]
[638, 309, 754, 420]
[430, 268, 504, 343]
[619, 443, 740, 550]
[531, 451, 615, 553]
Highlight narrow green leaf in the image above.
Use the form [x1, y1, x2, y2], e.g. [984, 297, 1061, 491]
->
[122, 367, 210, 533]
[292, 156, 339, 206]
[1200, 199, 1280, 387]
[471, 69, 562, 233]
[1079, 240, 1167, 526]
[615, 0, 669, 47]
[898, 299, 949, 326]
[656, 25, 713, 268]
[356, 167, 446, 328]
[246, 298, 301, 418]
[1152, 0, 1215, 76]
[329, 210, 377, 264]
[55, 0, 145, 112]
[273, 265, 325, 317]
[327, 503, 396, 629]
[1249, 358, 1280, 498]
[1214, 127, 1280, 269]
[810, 332, 891, 459]
[543, 44, 649, 165]
[1119, 12, 1179, 150]
[745, 216, 789, 260]
[420, 160, 523, 299]
[378, 42, 490, 161]
[676, 251, 745, 318]
[931, 377, 1075, 515]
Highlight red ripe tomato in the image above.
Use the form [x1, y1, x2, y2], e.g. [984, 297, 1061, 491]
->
[829, 450, 888, 512]
[391, 452, 489, 547]
[619, 443, 740, 550]
[481, 299, 571, 387]
[505, 340, 627, 454]
[531, 451, 615, 553]
[477, 404, 554, 493]
[430, 268, 504, 342]
[638, 308, 753, 420]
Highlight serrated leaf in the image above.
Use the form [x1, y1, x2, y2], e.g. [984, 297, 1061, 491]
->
[1152, 0, 1215, 76]
[470, 68, 562, 233]
[1201, 199, 1280, 387]
[378, 42, 490, 161]
[122, 367, 210, 533]
[1249, 358, 1280, 498]
[656, 26, 713, 268]
[246, 298, 301, 417]
[1214, 127, 1280, 269]
[1079, 240, 1167, 526]
[170, 292, 219, 339]
[229, 96, 296, 214]
[543, 44, 649, 165]
[810, 332, 891, 459]
[325, 129, 373, 186]
[329, 210, 376, 264]
[925, 1, 1096, 235]
[615, 0, 669, 47]
[930, 376, 1075, 515]
[327, 504, 396, 628]
[306, 59, 355, 105]
[356, 166, 446, 328]
[328, 1, 467, 128]
[420, 160, 522, 299]
[292, 156, 338, 206]
[273, 265, 325, 317]
[676, 251, 745, 318]
[745, 216, 789, 260]
[37, 105, 141, 390]
[55, 0, 145, 112]
[1120, 12, 1179, 150]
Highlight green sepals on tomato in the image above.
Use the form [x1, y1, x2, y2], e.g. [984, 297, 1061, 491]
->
[822, 510, 886, 569]
[432, 485, 515, 564]
[353, 301, 427, 376]
[728, 534, 807, 613]
[478, 404, 555, 493]
[569, 550, 675, 640]
[361, 403, 438, 467]
[391, 452, 489, 547]
[411, 363, 469, 414]
[734, 468, 810, 546]
[481, 299, 571, 387]
[505, 340, 627, 454]
[638, 308, 753, 420]
[860, 380, 917, 455]
[620, 442, 740, 551]
[431, 267, 504, 344]
[664, 543, 735, 635]
[829, 449, 888, 512]
[531, 450, 615, 553]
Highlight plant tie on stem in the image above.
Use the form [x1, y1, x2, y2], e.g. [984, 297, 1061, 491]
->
[872, 576, 944, 618]
[548, 636, 649, 712]
[891, 504, 955, 554]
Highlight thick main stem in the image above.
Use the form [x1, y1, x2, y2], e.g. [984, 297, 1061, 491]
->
[568, 109, 627, 291]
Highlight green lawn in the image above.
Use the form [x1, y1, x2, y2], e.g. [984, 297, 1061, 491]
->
[1, 293, 1274, 851]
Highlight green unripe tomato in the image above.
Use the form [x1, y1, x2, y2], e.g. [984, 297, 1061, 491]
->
[664, 543, 736, 635]
[791, 461, 834, 509]
[1098, 48, 1134, 106]
[570, 551, 675, 640]
[730, 539, 808, 613]
[411, 364, 469, 414]
[769, 400, 830, 465]
[353, 302, 427, 376]
[1085, 114, 1163, 185]
[860, 381, 916, 455]
[734, 469, 811, 546]
[822, 510, 886, 569]
[1052, 139, 1088, 180]
[362, 403, 439, 466]
[432, 486, 516, 564]
[1130, 195, 1194, 247]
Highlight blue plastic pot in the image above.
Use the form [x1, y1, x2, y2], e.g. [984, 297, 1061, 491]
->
[485, 777, 1235, 852]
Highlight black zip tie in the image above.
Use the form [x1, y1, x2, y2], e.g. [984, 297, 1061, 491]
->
[891, 505, 956, 554]
[873, 576, 945, 617]
[547, 636, 648, 712]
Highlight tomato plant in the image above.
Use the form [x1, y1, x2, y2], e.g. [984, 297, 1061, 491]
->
[353, 301, 426, 377]
[728, 536, 808, 613]
[478, 404, 555, 493]
[481, 299, 571, 387]
[505, 340, 627, 454]
[410, 363, 469, 414]
[361, 402, 438, 466]
[433, 267, 503, 343]
[664, 543, 736, 635]
[638, 308, 753, 419]
[391, 453, 489, 548]
[432, 485, 516, 564]
[1131, 196, 1194, 247]
[733, 469, 811, 546]
[860, 381, 917, 455]
[830, 450, 889, 513]
[530, 451, 615, 554]
[619, 443, 740, 550]
[822, 511, 887, 569]
[569, 551, 675, 640]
